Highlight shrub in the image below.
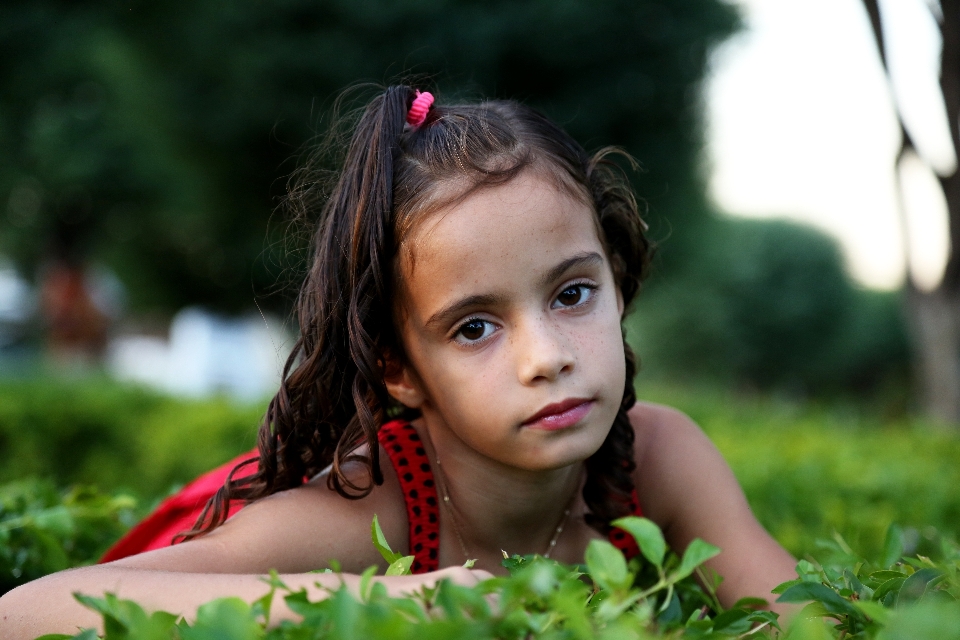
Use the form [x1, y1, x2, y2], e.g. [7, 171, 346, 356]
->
[630, 218, 909, 395]
[34, 518, 960, 639]
[0, 376, 261, 497]
[0, 479, 135, 595]
[640, 383, 960, 559]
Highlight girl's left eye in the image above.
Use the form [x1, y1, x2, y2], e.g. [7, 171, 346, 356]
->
[453, 318, 496, 344]
[553, 283, 595, 308]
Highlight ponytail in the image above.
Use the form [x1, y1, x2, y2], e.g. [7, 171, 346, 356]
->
[178, 86, 417, 539]
[179, 85, 653, 541]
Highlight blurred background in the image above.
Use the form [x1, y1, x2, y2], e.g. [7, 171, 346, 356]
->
[1, 0, 959, 593]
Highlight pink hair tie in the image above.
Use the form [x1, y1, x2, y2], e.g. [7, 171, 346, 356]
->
[406, 90, 434, 128]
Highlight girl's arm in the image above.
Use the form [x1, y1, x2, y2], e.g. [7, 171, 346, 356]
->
[630, 402, 797, 611]
[0, 456, 488, 639]
[0, 561, 484, 640]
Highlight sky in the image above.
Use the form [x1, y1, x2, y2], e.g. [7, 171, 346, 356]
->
[704, 0, 954, 290]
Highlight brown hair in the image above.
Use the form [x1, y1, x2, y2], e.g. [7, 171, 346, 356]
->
[180, 84, 653, 541]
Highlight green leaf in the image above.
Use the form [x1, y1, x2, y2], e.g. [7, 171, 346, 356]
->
[181, 597, 262, 640]
[585, 539, 631, 592]
[776, 581, 860, 617]
[731, 596, 770, 609]
[877, 600, 960, 640]
[881, 523, 905, 568]
[711, 608, 752, 634]
[33, 635, 75, 640]
[873, 576, 905, 603]
[385, 555, 414, 576]
[669, 539, 720, 582]
[854, 600, 890, 624]
[33, 505, 75, 537]
[785, 615, 835, 640]
[612, 516, 665, 569]
[358, 565, 377, 601]
[371, 515, 401, 565]
[772, 578, 802, 594]
[747, 610, 781, 631]
[869, 570, 906, 582]
[501, 553, 530, 573]
[897, 567, 943, 606]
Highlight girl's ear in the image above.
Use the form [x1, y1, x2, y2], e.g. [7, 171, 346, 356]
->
[616, 286, 624, 318]
[383, 353, 426, 409]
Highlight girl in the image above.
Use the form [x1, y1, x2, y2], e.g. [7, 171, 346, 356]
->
[0, 85, 797, 637]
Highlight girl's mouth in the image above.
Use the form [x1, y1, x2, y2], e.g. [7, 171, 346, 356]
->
[522, 398, 595, 430]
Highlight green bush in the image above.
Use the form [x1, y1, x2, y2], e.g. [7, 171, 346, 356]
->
[630, 218, 909, 395]
[0, 376, 261, 497]
[0, 479, 135, 595]
[34, 518, 960, 640]
[640, 383, 960, 559]
[3, 375, 959, 564]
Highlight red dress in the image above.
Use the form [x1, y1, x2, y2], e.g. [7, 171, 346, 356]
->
[101, 419, 642, 570]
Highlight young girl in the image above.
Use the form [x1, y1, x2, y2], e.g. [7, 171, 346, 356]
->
[0, 86, 797, 637]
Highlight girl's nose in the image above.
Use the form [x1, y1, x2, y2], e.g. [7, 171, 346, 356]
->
[515, 318, 575, 384]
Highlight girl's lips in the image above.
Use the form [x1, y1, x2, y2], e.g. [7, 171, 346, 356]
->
[522, 398, 595, 430]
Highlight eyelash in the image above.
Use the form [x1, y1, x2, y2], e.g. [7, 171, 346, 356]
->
[552, 281, 598, 309]
[451, 281, 599, 345]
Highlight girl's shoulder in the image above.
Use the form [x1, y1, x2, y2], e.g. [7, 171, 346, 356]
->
[116, 443, 409, 576]
[626, 401, 742, 531]
[625, 402, 798, 607]
[628, 401, 718, 486]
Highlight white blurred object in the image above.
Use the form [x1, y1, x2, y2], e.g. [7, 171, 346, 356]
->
[0, 259, 35, 349]
[108, 307, 293, 401]
[0, 261, 34, 324]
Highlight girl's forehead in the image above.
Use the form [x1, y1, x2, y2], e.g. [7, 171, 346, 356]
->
[396, 172, 605, 305]
[404, 170, 596, 252]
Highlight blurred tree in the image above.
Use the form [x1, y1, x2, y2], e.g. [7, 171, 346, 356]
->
[0, 0, 738, 314]
[862, 0, 960, 423]
[629, 219, 909, 397]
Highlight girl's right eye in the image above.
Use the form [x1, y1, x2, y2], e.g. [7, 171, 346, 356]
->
[454, 318, 495, 344]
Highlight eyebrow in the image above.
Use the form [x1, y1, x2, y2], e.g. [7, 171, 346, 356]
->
[538, 251, 604, 289]
[424, 251, 605, 331]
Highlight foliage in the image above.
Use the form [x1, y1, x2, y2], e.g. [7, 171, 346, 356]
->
[0, 0, 738, 313]
[34, 518, 960, 639]
[0, 376, 261, 497]
[639, 382, 960, 559]
[0, 478, 135, 595]
[3, 375, 959, 561]
[772, 524, 960, 639]
[629, 218, 909, 394]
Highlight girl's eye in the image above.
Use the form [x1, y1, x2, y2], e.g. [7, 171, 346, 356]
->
[454, 318, 495, 344]
[554, 284, 594, 308]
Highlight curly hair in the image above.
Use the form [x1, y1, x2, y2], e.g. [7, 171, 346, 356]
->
[179, 84, 653, 541]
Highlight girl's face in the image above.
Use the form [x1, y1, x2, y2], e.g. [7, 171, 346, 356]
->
[387, 170, 626, 472]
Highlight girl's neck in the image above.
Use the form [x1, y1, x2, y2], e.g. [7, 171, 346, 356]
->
[411, 413, 584, 558]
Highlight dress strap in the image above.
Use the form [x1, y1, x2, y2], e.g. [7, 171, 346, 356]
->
[377, 419, 441, 573]
[377, 419, 645, 572]
[608, 490, 643, 559]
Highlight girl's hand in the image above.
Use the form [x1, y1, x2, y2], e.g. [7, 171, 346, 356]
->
[384, 565, 493, 595]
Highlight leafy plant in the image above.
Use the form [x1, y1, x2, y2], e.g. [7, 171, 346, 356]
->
[0, 479, 136, 595]
[37, 519, 960, 639]
[774, 524, 960, 638]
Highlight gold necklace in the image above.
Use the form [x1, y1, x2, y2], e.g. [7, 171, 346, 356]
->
[433, 457, 574, 561]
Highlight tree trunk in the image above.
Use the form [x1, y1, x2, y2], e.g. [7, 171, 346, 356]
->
[863, 0, 960, 424]
[906, 287, 960, 422]
[928, 0, 960, 423]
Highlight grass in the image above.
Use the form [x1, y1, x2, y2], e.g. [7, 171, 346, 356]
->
[1, 374, 957, 561]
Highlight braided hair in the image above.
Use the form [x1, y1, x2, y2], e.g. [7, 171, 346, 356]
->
[180, 85, 652, 541]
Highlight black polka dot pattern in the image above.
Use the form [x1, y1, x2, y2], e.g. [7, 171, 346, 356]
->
[378, 419, 644, 573]
[608, 493, 643, 559]
[378, 420, 442, 573]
